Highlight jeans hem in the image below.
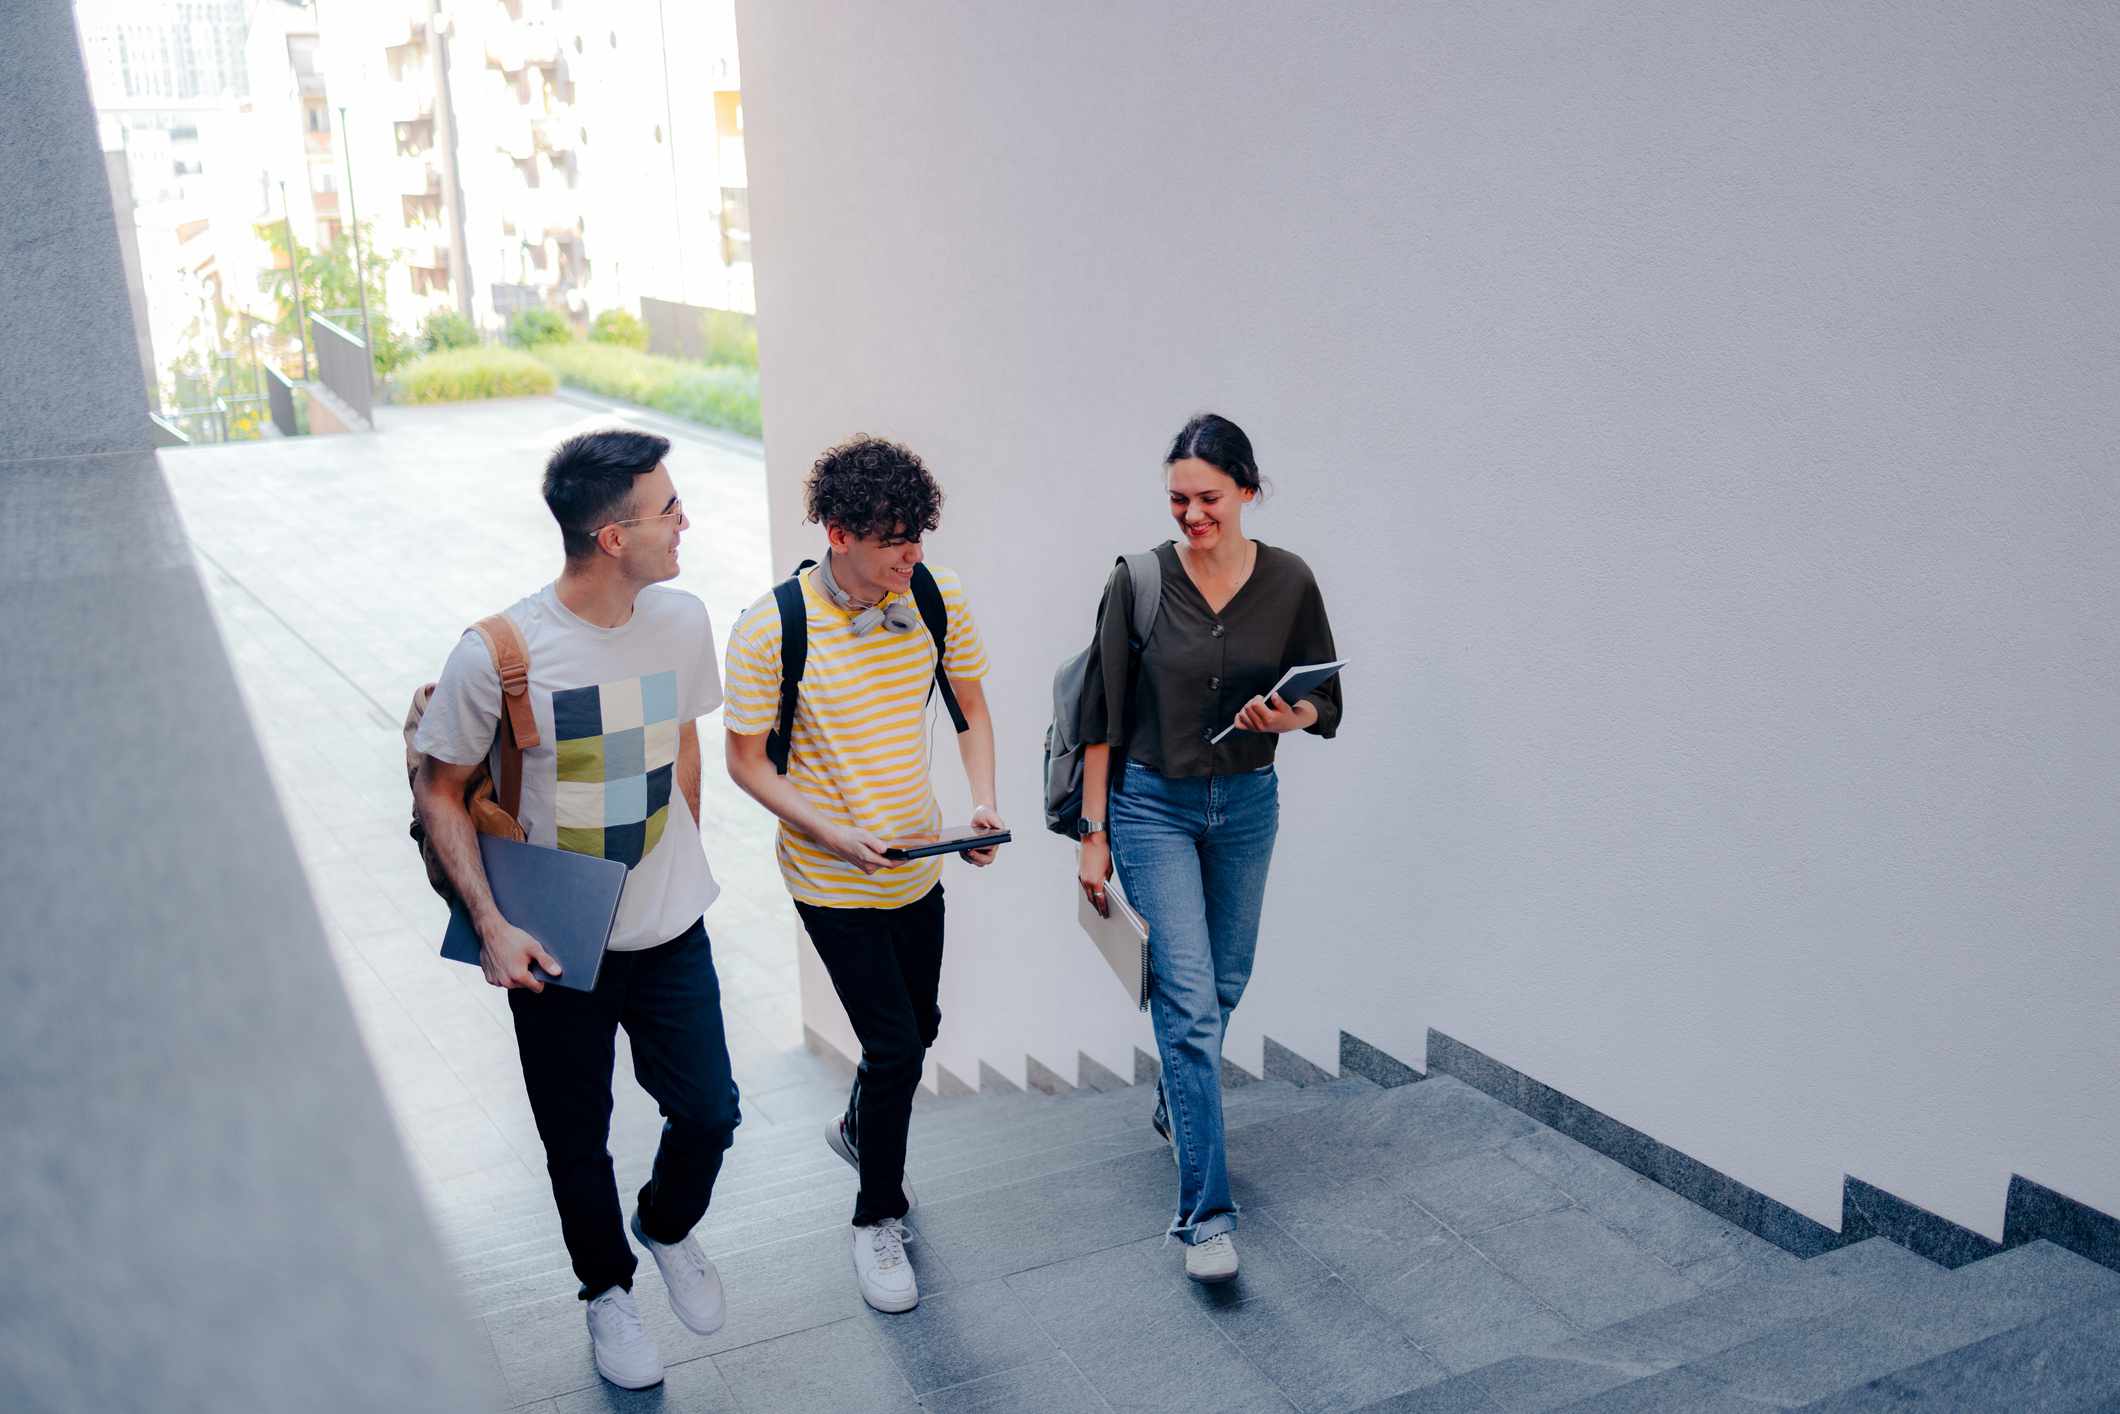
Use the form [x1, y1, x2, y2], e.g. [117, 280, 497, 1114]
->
[1168, 1211, 1239, 1245]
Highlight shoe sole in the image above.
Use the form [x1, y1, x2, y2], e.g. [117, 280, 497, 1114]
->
[595, 1356, 666, 1391]
[1186, 1264, 1240, 1284]
[860, 1284, 920, 1314]
[629, 1211, 726, 1337]
[824, 1118, 917, 1213]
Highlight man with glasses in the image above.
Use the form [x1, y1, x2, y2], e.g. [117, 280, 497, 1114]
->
[412, 428, 735, 1391]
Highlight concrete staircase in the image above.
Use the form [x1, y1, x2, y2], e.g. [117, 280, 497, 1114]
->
[433, 1065, 2120, 1412]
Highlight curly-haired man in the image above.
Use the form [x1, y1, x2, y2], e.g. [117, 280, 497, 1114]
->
[722, 436, 1002, 1314]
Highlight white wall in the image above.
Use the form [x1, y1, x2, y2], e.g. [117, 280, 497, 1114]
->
[733, 0, 2120, 1239]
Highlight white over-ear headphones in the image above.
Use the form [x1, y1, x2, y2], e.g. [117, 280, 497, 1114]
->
[816, 553, 919, 636]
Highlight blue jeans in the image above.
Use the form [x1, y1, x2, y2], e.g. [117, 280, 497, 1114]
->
[1110, 761, 1279, 1243]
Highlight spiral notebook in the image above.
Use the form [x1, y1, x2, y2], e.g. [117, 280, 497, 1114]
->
[1078, 879, 1151, 1011]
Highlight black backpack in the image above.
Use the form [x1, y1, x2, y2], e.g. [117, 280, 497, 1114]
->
[765, 560, 968, 774]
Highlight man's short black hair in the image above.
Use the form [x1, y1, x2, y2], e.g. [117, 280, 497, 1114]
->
[543, 429, 671, 559]
[804, 436, 943, 542]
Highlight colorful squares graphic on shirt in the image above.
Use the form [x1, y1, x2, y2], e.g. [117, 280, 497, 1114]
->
[641, 670, 677, 726]
[553, 684, 602, 741]
[555, 779, 605, 828]
[556, 734, 604, 783]
[603, 726, 645, 779]
[599, 676, 645, 733]
[603, 772, 647, 827]
[644, 718, 678, 772]
[604, 819, 645, 867]
[547, 671, 681, 869]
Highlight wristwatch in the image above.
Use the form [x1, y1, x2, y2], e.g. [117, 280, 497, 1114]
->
[1076, 817, 1106, 839]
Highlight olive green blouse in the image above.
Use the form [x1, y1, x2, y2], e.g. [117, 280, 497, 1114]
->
[1081, 540, 1342, 781]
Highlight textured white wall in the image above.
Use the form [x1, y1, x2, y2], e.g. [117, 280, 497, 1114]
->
[733, 0, 2120, 1237]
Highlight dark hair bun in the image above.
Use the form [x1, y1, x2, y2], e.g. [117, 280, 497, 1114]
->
[1165, 412, 1261, 493]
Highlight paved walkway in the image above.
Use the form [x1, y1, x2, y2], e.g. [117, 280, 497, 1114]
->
[162, 397, 858, 1403]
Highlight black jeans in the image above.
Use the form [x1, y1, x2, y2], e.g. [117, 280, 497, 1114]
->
[795, 883, 945, 1227]
[507, 917, 740, 1300]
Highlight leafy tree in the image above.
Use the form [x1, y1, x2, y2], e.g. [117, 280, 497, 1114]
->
[255, 219, 406, 376]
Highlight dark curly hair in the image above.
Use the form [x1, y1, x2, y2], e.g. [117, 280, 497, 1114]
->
[804, 436, 944, 542]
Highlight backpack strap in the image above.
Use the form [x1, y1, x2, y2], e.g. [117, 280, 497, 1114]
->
[1122, 548, 1162, 650]
[765, 560, 815, 774]
[1108, 547, 1166, 796]
[470, 613, 537, 819]
[910, 562, 970, 734]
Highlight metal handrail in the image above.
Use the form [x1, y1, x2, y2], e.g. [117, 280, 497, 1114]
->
[311, 314, 374, 425]
[265, 366, 300, 437]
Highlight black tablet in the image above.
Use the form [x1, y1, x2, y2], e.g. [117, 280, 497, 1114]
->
[883, 826, 1014, 861]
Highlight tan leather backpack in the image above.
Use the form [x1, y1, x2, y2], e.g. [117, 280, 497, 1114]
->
[403, 614, 540, 901]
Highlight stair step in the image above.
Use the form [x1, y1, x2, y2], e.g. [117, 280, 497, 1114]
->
[439, 1078, 1372, 1310]
[1550, 1238, 2120, 1410]
[443, 1080, 1333, 1262]
[434, 1079, 1324, 1257]
[1394, 1239, 1945, 1412]
[1799, 1291, 2120, 1411]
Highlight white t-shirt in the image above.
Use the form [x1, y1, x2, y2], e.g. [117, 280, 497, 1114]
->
[414, 582, 722, 951]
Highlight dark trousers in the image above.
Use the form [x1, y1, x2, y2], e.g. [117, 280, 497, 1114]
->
[507, 917, 740, 1300]
[794, 884, 945, 1227]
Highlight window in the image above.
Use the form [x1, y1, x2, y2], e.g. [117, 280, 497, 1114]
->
[719, 186, 750, 266]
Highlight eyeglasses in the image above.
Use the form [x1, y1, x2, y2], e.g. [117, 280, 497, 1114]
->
[605, 496, 684, 530]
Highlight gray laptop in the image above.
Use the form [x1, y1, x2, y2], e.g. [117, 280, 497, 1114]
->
[441, 834, 629, 993]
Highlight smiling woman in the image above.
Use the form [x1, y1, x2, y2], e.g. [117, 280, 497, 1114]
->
[1070, 411, 1342, 1286]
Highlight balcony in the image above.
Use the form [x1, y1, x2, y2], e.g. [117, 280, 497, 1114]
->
[394, 155, 441, 197]
[388, 80, 433, 126]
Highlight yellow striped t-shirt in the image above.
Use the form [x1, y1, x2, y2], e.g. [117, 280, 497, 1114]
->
[722, 563, 990, 908]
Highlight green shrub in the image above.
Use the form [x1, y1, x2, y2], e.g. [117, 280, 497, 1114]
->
[699, 308, 758, 368]
[370, 317, 414, 376]
[505, 306, 574, 348]
[422, 309, 479, 352]
[396, 347, 558, 403]
[533, 342, 761, 438]
[589, 308, 649, 351]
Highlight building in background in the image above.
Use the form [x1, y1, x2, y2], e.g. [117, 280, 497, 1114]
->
[78, 0, 750, 424]
[303, 0, 751, 333]
[78, 0, 250, 102]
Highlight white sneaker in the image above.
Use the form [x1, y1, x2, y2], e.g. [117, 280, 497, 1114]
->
[825, 1115, 918, 1213]
[585, 1287, 664, 1390]
[1185, 1233, 1240, 1284]
[631, 1209, 726, 1336]
[851, 1219, 920, 1313]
